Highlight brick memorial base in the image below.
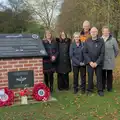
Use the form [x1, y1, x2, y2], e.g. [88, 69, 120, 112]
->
[0, 58, 43, 103]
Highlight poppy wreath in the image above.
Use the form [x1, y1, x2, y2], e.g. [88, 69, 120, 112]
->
[33, 83, 50, 101]
[0, 88, 14, 107]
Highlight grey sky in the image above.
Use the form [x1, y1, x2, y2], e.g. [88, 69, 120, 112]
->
[0, 0, 62, 17]
[0, 0, 7, 4]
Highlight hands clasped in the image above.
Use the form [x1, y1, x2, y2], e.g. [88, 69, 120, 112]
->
[89, 62, 97, 68]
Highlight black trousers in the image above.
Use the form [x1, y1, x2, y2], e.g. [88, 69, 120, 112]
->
[87, 65, 103, 92]
[57, 73, 69, 90]
[73, 66, 86, 91]
[44, 72, 54, 92]
[102, 70, 113, 91]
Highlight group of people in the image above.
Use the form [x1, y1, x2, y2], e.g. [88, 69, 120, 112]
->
[42, 20, 119, 96]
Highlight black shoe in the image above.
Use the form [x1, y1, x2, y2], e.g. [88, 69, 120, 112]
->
[74, 89, 78, 94]
[86, 91, 92, 96]
[98, 91, 104, 96]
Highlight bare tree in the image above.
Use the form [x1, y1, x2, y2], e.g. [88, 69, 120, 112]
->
[7, 0, 26, 12]
[24, 0, 61, 29]
[57, 0, 120, 40]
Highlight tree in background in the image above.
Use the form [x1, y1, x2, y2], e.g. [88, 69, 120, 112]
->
[0, 0, 45, 38]
[24, 0, 61, 29]
[57, 0, 120, 40]
[0, 9, 30, 33]
[7, 0, 26, 12]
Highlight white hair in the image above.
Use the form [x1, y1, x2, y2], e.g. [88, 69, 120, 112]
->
[83, 20, 90, 27]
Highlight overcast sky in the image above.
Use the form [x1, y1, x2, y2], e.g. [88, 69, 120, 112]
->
[0, 0, 62, 17]
[0, 0, 7, 4]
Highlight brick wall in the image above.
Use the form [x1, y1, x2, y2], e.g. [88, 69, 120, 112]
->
[0, 58, 43, 102]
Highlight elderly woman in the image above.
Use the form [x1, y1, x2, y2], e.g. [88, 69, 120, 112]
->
[56, 32, 71, 91]
[43, 30, 58, 93]
[70, 32, 86, 94]
[101, 26, 119, 92]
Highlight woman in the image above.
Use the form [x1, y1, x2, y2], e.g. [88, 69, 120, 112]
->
[101, 26, 119, 92]
[43, 30, 58, 93]
[70, 32, 86, 94]
[56, 32, 71, 91]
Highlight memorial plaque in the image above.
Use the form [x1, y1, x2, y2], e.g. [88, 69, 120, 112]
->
[8, 70, 34, 89]
[0, 34, 47, 58]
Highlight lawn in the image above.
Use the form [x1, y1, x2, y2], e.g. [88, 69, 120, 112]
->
[0, 56, 120, 120]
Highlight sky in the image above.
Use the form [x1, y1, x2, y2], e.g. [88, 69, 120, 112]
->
[0, 0, 8, 5]
[0, 0, 62, 18]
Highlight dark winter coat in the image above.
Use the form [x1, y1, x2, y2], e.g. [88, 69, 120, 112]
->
[69, 42, 85, 66]
[83, 38, 105, 65]
[43, 39, 58, 73]
[56, 38, 71, 73]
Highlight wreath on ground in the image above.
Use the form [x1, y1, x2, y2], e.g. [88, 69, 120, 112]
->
[33, 83, 50, 101]
[0, 88, 14, 107]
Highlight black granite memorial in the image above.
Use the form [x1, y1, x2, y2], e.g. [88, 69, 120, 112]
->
[0, 34, 47, 58]
[8, 70, 34, 89]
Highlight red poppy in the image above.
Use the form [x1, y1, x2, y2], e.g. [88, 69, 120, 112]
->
[19, 89, 29, 96]
[33, 83, 50, 101]
[0, 88, 14, 107]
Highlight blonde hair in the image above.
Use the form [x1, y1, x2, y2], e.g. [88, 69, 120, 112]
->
[72, 32, 80, 42]
[73, 32, 80, 37]
[43, 30, 53, 40]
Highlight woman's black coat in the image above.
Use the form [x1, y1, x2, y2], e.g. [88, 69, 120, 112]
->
[56, 38, 71, 73]
[43, 39, 58, 73]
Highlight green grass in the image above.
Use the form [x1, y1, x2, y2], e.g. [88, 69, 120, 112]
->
[0, 81, 120, 120]
[0, 56, 120, 120]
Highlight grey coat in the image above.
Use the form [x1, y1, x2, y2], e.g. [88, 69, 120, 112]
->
[102, 36, 119, 70]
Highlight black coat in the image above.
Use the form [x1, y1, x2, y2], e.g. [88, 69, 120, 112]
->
[83, 38, 105, 65]
[43, 39, 58, 73]
[56, 38, 71, 73]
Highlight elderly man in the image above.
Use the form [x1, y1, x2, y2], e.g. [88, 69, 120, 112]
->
[83, 27, 105, 96]
[80, 20, 91, 42]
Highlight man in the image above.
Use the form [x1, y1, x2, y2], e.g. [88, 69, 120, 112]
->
[80, 20, 94, 89]
[83, 27, 105, 96]
[80, 20, 91, 42]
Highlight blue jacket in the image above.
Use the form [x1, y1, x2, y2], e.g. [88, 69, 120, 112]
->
[69, 42, 85, 66]
[83, 38, 105, 65]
